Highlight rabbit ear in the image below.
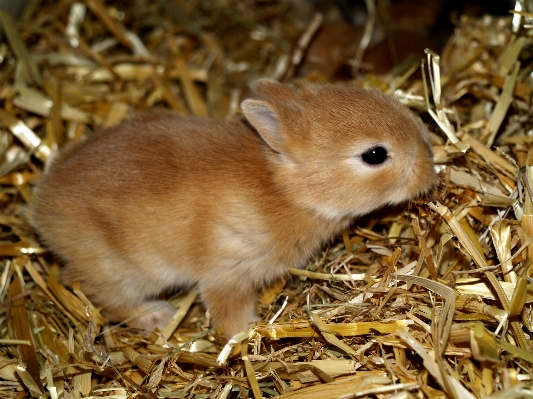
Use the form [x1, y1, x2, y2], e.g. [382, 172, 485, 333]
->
[241, 99, 285, 154]
[249, 78, 293, 101]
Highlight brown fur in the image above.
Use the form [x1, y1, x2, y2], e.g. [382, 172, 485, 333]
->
[30, 79, 436, 338]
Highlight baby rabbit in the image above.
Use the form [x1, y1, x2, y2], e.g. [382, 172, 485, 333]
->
[31, 79, 436, 338]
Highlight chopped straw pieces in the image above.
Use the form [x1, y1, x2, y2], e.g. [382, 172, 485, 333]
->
[1, 1, 533, 398]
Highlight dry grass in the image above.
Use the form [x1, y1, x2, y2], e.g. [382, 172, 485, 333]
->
[1, 1, 533, 398]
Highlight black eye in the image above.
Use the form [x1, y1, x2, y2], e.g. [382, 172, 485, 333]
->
[361, 146, 388, 165]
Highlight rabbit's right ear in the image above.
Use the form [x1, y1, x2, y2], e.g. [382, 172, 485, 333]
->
[249, 78, 294, 101]
[241, 99, 285, 154]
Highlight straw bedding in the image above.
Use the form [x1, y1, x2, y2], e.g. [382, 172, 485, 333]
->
[1, 1, 532, 398]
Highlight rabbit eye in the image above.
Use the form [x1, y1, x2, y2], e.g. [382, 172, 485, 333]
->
[361, 146, 388, 165]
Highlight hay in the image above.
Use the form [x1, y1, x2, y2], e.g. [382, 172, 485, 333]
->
[0, 1, 533, 398]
